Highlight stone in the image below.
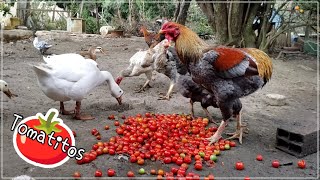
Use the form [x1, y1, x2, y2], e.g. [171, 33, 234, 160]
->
[265, 94, 287, 106]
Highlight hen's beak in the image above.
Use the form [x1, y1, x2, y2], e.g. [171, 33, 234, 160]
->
[4, 89, 17, 99]
[116, 95, 122, 105]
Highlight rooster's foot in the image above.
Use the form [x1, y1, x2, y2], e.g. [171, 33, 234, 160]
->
[225, 125, 248, 144]
[205, 133, 222, 145]
[158, 94, 171, 100]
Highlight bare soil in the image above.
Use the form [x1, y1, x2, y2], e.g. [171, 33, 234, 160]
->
[1, 31, 319, 179]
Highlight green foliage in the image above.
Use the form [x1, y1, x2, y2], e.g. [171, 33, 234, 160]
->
[0, 2, 12, 17]
[187, 2, 213, 35]
[82, 7, 98, 34]
[136, 0, 175, 20]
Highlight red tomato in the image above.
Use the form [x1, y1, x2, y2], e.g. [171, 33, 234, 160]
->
[116, 128, 124, 135]
[150, 169, 157, 175]
[105, 125, 110, 130]
[73, 171, 81, 178]
[229, 141, 236, 147]
[91, 128, 98, 135]
[127, 171, 135, 177]
[108, 114, 115, 120]
[207, 174, 214, 180]
[235, 161, 244, 170]
[94, 170, 103, 177]
[114, 121, 120, 126]
[184, 156, 192, 164]
[297, 160, 306, 169]
[107, 169, 116, 177]
[171, 167, 179, 175]
[176, 157, 183, 165]
[163, 157, 172, 164]
[194, 163, 203, 170]
[244, 176, 250, 180]
[256, 154, 263, 161]
[130, 156, 137, 163]
[272, 160, 280, 168]
[137, 158, 145, 165]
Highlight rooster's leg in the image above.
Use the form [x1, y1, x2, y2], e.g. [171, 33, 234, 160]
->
[60, 102, 74, 115]
[225, 110, 248, 144]
[202, 107, 218, 125]
[190, 99, 195, 119]
[135, 79, 151, 92]
[206, 120, 227, 145]
[158, 81, 175, 100]
[74, 101, 95, 120]
[136, 71, 153, 92]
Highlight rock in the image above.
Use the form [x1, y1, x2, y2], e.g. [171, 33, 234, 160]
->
[16, 26, 28, 30]
[1, 29, 33, 42]
[297, 65, 315, 71]
[129, 98, 145, 109]
[265, 94, 287, 106]
[12, 175, 35, 180]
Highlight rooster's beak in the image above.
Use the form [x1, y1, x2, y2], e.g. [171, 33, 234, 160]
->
[116, 95, 122, 105]
[159, 30, 165, 34]
[4, 89, 17, 99]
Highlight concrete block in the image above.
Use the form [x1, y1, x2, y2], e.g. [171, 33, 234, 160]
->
[265, 94, 287, 106]
[276, 127, 319, 158]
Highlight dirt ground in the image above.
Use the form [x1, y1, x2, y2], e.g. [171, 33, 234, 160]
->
[1, 31, 319, 179]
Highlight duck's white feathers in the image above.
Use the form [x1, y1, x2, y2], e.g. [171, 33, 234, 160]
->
[33, 53, 119, 102]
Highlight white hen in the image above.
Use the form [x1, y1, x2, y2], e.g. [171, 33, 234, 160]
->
[116, 40, 171, 97]
[32, 53, 123, 120]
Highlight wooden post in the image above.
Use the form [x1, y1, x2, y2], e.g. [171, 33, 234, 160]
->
[52, 5, 56, 21]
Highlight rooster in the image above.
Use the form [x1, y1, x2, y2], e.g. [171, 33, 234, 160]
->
[160, 22, 273, 144]
[167, 44, 241, 125]
[140, 25, 165, 48]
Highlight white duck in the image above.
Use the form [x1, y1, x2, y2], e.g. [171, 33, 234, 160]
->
[33, 35, 53, 55]
[32, 53, 123, 120]
[0, 80, 17, 99]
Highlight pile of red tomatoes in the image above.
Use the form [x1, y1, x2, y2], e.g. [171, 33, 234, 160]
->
[76, 113, 237, 178]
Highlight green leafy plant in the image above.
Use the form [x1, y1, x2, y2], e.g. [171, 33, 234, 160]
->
[0, 3, 12, 17]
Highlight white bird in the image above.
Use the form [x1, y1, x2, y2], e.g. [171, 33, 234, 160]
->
[33, 35, 52, 55]
[32, 53, 124, 120]
[0, 80, 17, 99]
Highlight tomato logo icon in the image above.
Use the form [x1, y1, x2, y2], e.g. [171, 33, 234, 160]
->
[12, 109, 84, 168]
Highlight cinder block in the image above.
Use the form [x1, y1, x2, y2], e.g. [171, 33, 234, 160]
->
[276, 127, 319, 158]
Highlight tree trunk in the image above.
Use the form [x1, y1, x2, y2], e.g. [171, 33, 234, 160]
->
[79, 0, 84, 18]
[95, 2, 100, 34]
[174, 0, 191, 25]
[24, 0, 31, 26]
[213, 3, 228, 44]
[228, 2, 244, 45]
[242, 3, 260, 47]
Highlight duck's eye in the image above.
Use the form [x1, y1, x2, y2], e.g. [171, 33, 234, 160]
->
[4, 84, 7, 87]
